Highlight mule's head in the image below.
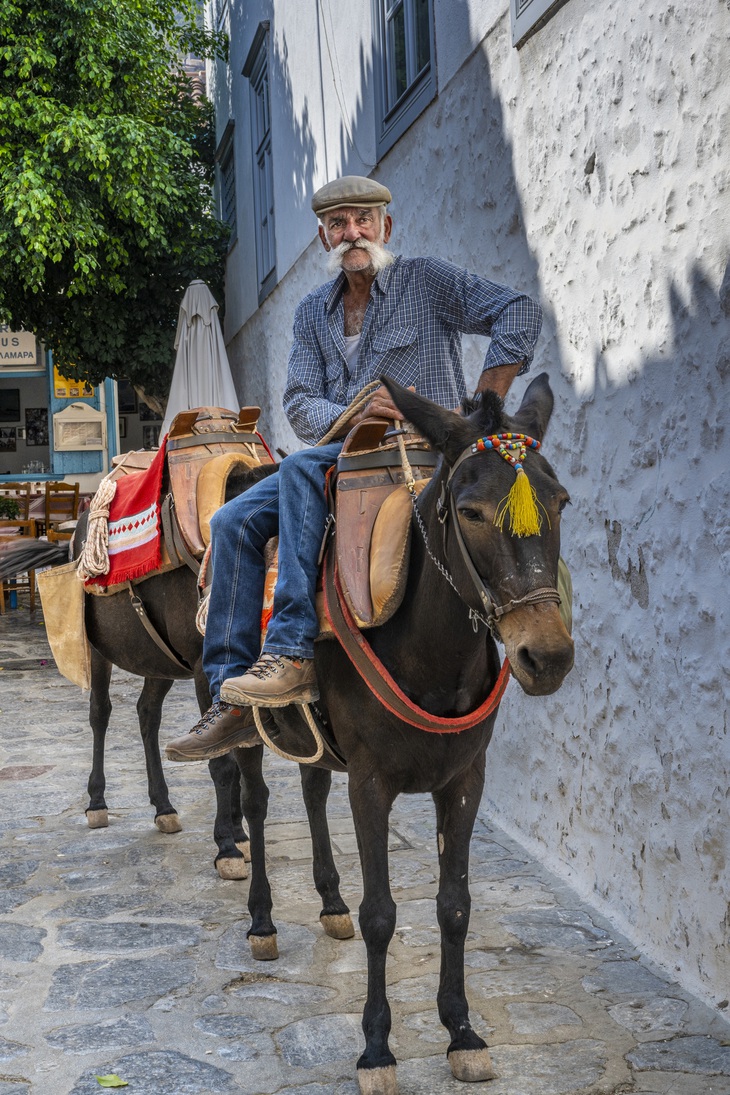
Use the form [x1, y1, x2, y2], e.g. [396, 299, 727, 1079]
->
[382, 373, 574, 696]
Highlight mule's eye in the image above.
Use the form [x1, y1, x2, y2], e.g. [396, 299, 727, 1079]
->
[459, 507, 483, 523]
[558, 496, 571, 514]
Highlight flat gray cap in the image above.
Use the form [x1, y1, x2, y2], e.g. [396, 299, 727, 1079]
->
[312, 175, 392, 217]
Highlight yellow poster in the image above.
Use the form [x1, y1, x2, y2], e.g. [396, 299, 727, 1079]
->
[53, 365, 94, 400]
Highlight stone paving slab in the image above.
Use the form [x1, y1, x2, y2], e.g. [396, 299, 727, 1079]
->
[0, 608, 728, 1094]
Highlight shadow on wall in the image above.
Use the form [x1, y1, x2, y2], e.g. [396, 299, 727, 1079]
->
[276, 32, 318, 214]
[565, 260, 729, 624]
[249, 1, 568, 437]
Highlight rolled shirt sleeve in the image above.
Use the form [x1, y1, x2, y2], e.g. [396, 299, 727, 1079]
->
[421, 258, 542, 375]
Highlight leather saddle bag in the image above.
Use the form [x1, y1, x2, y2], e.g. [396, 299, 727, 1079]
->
[165, 406, 274, 558]
[333, 419, 437, 628]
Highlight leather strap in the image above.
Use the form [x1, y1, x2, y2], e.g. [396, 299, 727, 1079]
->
[444, 478, 561, 628]
[337, 449, 438, 473]
[126, 582, 193, 673]
[160, 495, 200, 576]
[166, 432, 261, 451]
[322, 547, 510, 734]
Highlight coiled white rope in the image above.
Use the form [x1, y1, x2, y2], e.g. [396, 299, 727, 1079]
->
[76, 474, 117, 580]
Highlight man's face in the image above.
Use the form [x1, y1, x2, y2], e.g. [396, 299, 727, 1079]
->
[319, 207, 393, 275]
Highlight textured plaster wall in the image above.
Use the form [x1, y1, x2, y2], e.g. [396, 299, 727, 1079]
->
[217, 0, 729, 1009]
[476, 0, 730, 1011]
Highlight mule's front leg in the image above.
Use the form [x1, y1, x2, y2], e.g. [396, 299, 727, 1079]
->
[349, 772, 398, 1095]
[235, 744, 278, 960]
[433, 761, 495, 1083]
[136, 677, 182, 833]
[208, 753, 249, 880]
[300, 766, 354, 939]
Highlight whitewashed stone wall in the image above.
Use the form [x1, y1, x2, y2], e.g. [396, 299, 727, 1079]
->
[478, 0, 729, 1013]
[217, 0, 729, 1008]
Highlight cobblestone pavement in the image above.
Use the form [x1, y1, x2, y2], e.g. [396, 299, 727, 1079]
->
[0, 607, 728, 1095]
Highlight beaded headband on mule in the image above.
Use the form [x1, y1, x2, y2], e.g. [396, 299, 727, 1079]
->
[471, 433, 543, 537]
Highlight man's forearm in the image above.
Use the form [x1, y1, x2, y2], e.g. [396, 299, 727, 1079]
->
[476, 362, 523, 400]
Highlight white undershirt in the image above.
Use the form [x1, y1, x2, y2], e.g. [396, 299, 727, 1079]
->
[344, 333, 361, 371]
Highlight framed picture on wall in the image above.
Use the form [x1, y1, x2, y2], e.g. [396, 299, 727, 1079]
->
[117, 379, 137, 415]
[119, 416, 127, 439]
[25, 407, 49, 446]
[0, 427, 16, 452]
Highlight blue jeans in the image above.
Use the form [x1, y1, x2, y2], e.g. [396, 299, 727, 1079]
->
[202, 443, 343, 703]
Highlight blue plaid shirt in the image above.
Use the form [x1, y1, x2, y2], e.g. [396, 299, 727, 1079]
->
[284, 255, 542, 444]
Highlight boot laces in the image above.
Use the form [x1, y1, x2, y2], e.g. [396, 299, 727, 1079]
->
[248, 652, 288, 680]
[194, 701, 230, 734]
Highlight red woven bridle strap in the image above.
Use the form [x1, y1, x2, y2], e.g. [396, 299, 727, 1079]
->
[322, 548, 511, 734]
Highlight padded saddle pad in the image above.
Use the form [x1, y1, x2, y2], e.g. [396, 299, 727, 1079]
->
[258, 480, 429, 645]
[333, 417, 437, 628]
[166, 405, 273, 558]
[197, 452, 266, 548]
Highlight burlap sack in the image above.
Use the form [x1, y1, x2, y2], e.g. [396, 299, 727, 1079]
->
[37, 560, 91, 690]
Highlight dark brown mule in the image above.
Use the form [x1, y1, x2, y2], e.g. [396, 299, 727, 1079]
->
[72, 464, 353, 938]
[257, 372, 573, 1095]
[0, 463, 356, 934]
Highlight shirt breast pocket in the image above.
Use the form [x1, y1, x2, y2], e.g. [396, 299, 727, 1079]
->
[371, 325, 419, 387]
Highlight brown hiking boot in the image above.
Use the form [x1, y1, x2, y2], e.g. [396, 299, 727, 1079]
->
[165, 701, 260, 762]
[221, 652, 319, 708]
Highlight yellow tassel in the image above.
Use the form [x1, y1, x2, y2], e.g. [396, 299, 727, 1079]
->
[494, 468, 542, 537]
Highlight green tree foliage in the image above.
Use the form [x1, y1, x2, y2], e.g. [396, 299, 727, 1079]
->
[0, 0, 230, 398]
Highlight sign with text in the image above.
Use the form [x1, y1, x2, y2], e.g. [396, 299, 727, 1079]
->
[53, 364, 94, 399]
[0, 327, 38, 368]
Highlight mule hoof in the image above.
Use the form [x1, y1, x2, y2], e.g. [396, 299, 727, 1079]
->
[216, 856, 249, 881]
[236, 839, 251, 862]
[249, 933, 278, 961]
[448, 1047, 496, 1082]
[86, 809, 108, 829]
[155, 813, 182, 834]
[321, 912, 355, 939]
[357, 1064, 398, 1095]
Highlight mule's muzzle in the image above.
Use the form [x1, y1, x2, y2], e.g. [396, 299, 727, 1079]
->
[497, 605, 574, 696]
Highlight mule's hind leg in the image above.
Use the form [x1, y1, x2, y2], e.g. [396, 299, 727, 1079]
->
[235, 744, 278, 960]
[87, 648, 113, 828]
[209, 753, 249, 880]
[433, 761, 495, 1083]
[136, 677, 182, 833]
[349, 772, 398, 1095]
[299, 766, 354, 939]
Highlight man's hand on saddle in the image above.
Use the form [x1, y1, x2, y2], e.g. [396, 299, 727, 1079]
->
[353, 384, 415, 427]
[330, 384, 415, 439]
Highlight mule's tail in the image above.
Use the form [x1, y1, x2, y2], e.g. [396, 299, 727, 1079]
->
[0, 541, 70, 582]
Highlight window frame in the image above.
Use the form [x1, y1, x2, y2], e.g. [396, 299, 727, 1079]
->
[373, 0, 436, 160]
[511, 0, 571, 47]
[243, 23, 277, 304]
[214, 118, 237, 249]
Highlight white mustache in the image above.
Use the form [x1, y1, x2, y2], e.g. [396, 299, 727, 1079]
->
[326, 238, 394, 275]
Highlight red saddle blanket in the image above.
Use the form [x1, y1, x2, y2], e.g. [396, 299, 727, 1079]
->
[95, 440, 167, 588]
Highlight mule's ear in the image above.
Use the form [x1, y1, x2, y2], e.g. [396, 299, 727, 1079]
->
[510, 372, 553, 442]
[381, 376, 472, 465]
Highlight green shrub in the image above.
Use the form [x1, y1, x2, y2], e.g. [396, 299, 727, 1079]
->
[0, 497, 21, 520]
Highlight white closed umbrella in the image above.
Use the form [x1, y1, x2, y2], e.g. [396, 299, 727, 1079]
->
[161, 280, 239, 435]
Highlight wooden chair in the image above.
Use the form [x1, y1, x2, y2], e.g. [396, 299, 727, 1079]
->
[0, 482, 31, 519]
[44, 481, 80, 536]
[0, 518, 37, 613]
